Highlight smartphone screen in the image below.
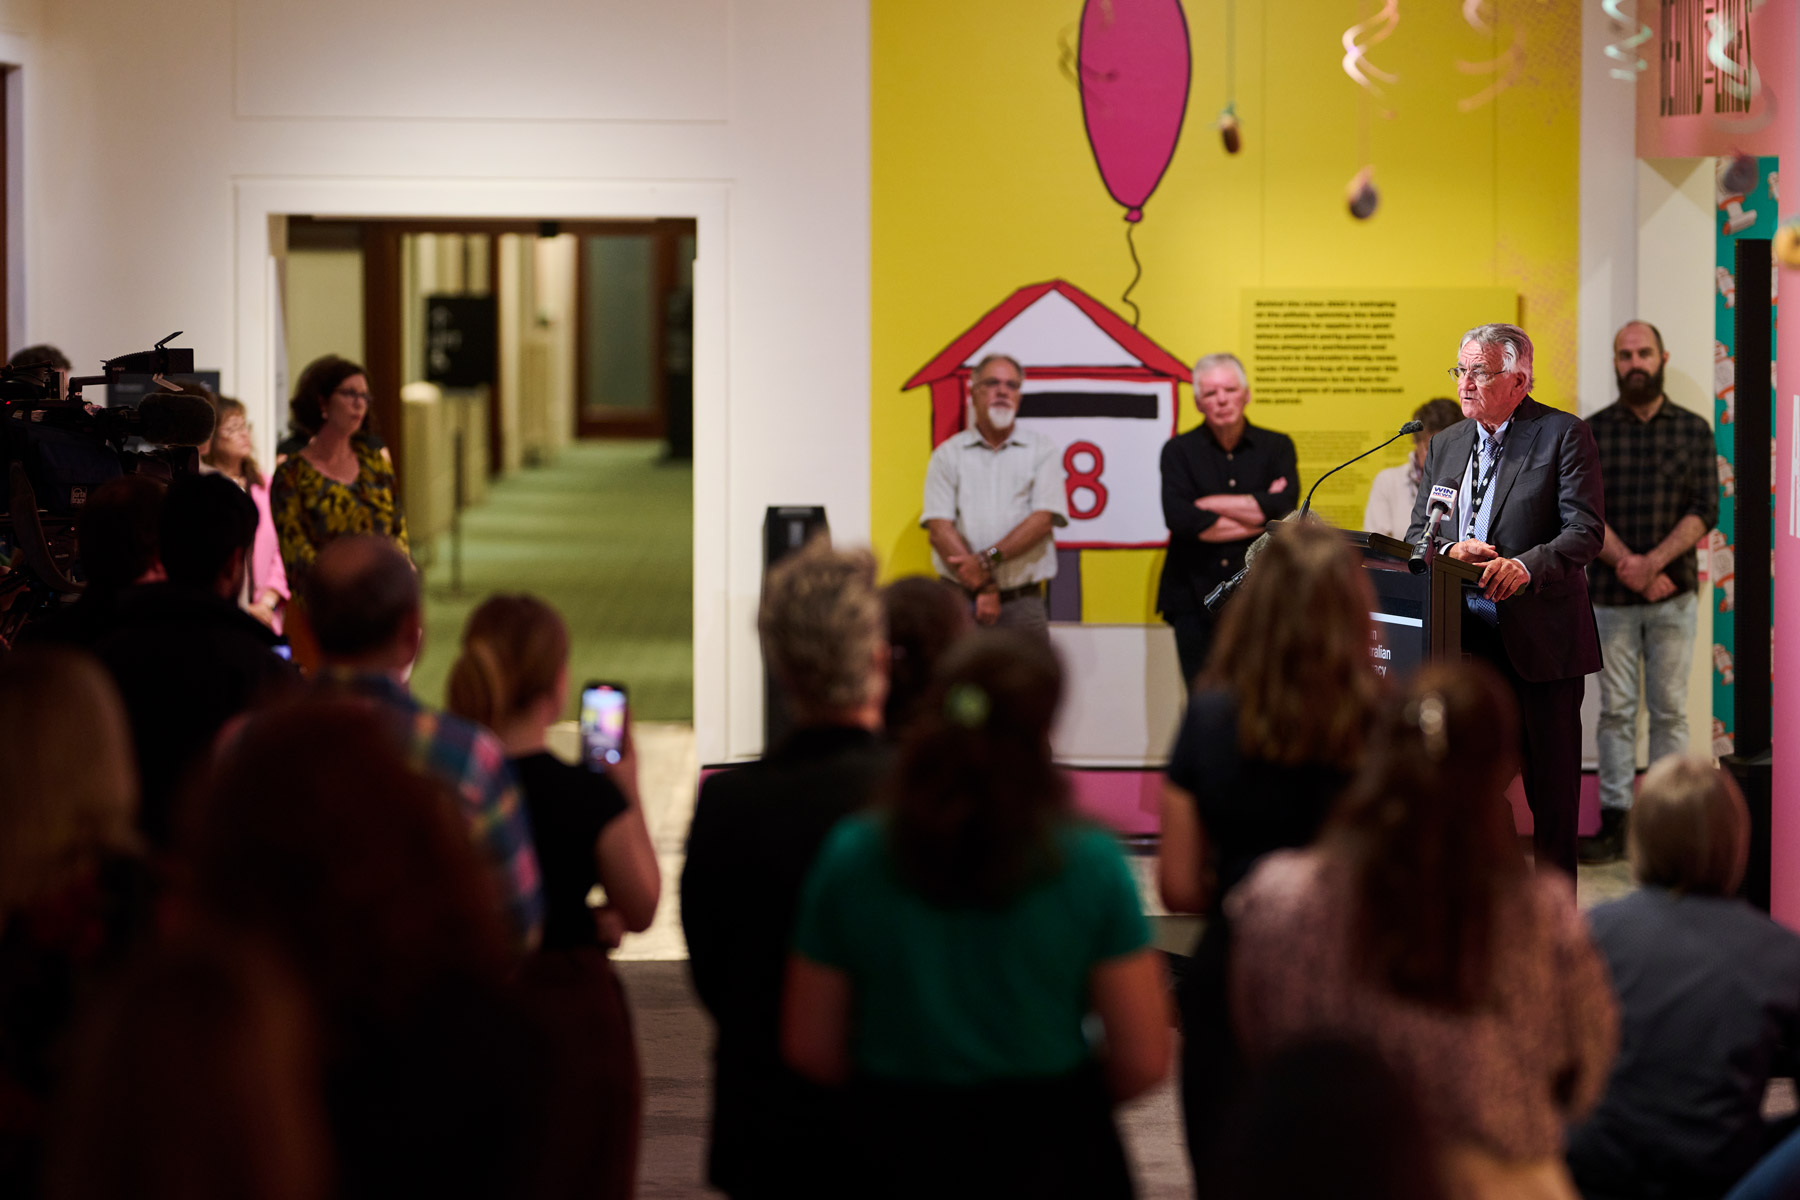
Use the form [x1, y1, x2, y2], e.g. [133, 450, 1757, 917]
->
[579, 681, 628, 771]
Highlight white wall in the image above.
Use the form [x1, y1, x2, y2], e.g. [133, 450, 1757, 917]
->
[13, 0, 872, 763]
[1578, 0, 1641, 417]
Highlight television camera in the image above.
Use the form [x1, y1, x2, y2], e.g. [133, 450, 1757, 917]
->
[0, 334, 215, 644]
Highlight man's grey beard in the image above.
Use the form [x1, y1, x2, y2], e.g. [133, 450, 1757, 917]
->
[986, 404, 1016, 430]
[1618, 365, 1665, 405]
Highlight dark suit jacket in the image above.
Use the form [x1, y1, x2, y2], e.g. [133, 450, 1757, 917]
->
[1405, 396, 1605, 683]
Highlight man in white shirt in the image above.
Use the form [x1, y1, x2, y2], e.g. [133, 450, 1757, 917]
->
[921, 353, 1069, 639]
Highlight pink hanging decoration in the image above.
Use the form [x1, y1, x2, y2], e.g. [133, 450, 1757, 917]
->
[1456, 0, 1522, 112]
[1341, 0, 1399, 118]
[1078, 0, 1192, 223]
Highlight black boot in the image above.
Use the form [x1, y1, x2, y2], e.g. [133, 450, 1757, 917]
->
[1578, 808, 1628, 865]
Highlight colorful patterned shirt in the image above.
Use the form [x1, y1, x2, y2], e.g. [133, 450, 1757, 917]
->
[324, 669, 544, 953]
[271, 437, 410, 588]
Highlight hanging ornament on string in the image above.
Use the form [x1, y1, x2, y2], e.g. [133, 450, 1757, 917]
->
[1601, 0, 1651, 82]
[1456, 0, 1523, 112]
[1078, 0, 1192, 326]
[1217, 0, 1242, 154]
[1341, 0, 1397, 220]
[1704, 2, 1777, 134]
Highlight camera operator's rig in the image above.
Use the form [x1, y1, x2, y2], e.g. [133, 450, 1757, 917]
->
[0, 334, 216, 645]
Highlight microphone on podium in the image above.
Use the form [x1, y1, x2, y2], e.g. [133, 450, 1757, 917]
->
[1418, 483, 1459, 565]
[1204, 419, 1426, 614]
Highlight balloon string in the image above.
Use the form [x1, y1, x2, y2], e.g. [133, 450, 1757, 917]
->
[1122, 220, 1143, 329]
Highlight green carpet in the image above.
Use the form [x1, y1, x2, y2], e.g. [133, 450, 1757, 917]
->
[410, 440, 694, 723]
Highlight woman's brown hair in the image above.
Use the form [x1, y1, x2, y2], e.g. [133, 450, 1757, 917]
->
[287, 354, 372, 440]
[0, 648, 140, 925]
[1629, 755, 1749, 897]
[886, 628, 1069, 908]
[1329, 662, 1525, 1011]
[1203, 519, 1384, 771]
[202, 394, 264, 488]
[446, 593, 570, 729]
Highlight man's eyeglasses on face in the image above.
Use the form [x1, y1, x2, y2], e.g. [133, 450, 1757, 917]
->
[975, 379, 1021, 392]
[1446, 365, 1506, 386]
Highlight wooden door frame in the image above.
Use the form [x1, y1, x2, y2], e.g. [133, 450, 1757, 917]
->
[572, 218, 694, 439]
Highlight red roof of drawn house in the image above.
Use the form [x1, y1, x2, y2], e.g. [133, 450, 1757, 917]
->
[904, 279, 1190, 388]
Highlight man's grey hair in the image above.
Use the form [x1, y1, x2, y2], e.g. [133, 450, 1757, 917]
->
[970, 353, 1024, 384]
[1460, 323, 1534, 389]
[1193, 352, 1249, 390]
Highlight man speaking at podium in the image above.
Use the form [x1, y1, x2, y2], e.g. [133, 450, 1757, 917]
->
[1406, 323, 1604, 877]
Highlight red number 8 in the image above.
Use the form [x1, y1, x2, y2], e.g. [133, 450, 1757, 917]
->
[1063, 441, 1108, 519]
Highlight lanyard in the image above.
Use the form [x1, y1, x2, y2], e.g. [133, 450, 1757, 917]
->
[1464, 436, 1504, 538]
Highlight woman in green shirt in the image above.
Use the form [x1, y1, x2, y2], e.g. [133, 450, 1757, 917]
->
[783, 630, 1170, 1199]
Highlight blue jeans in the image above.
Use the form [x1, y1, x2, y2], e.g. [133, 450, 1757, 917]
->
[1724, 1124, 1800, 1200]
[1593, 592, 1699, 812]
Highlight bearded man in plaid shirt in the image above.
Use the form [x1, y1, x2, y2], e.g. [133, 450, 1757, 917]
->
[1581, 321, 1720, 863]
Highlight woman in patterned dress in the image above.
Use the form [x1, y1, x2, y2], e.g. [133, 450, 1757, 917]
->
[270, 356, 408, 590]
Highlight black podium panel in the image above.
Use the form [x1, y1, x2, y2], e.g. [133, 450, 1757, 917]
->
[1348, 531, 1483, 679]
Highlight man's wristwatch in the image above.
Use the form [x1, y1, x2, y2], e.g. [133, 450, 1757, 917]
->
[984, 545, 1004, 567]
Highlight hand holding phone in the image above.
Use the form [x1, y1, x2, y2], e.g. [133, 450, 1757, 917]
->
[579, 681, 629, 771]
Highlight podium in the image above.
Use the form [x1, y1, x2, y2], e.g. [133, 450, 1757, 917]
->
[1350, 531, 1485, 679]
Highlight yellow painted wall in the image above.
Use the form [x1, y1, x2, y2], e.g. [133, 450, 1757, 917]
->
[872, 0, 1580, 620]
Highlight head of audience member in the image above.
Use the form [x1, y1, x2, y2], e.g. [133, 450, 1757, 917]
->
[968, 353, 1024, 438]
[0, 648, 139, 931]
[758, 537, 887, 731]
[1330, 662, 1524, 1012]
[1628, 755, 1749, 897]
[46, 932, 330, 1200]
[880, 576, 971, 741]
[886, 628, 1066, 908]
[446, 593, 570, 743]
[159, 473, 259, 600]
[9, 343, 72, 399]
[1409, 398, 1463, 469]
[1218, 1037, 1447, 1200]
[78, 475, 166, 594]
[180, 700, 510, 1022]
[303, 535, 421, 676]
[1613, 320, 1669, 409]
[1456, 323, 1534, 432]
[288, 355, 372, 443]
[1205, 519, 1381, 772]
[200, 394, 264, 487]
[1193, 352, 1251, 441]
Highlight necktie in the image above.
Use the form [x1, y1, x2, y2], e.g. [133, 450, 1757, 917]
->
[1466, 434, 1502, 626]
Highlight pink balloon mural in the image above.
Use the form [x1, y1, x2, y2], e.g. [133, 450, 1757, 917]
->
[1078, 0, 1191, 224]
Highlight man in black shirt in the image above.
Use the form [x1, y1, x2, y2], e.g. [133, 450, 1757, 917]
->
[1581, 321, 1719, 862]
[1157, 352, 1299, 687]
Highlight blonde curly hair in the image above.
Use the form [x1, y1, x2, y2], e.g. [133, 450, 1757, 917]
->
[759, 537, 884, 718]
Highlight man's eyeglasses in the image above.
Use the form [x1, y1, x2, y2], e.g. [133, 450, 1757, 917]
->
[974, 378, 1021, 392]
[1446, 365, 1508, 386]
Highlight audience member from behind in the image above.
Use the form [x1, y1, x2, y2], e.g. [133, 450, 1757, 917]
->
[0, 650, 147, 1196]
[16, 474, 165, 650]
[1231, 663, 1617, 1198]
[96, 472, 296, 850]
[1216, 1037, 1448, 1200]
[681, 537, 892, 1200]
[45, 933, 329, 1200]
[449, 593, 659, 1200]
[180, 702, 544, 1200]
[306, 534, 543, 951]
[880, 575, 972, 741]
[202, 393, 290, 632]
[1158, 518, 1382, 1177]
[784, 630, 1170, 1199]
[1567, 758, 1800, 1200]
[271, 355, 406, 589]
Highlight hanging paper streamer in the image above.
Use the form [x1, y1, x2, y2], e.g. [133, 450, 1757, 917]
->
[1456, 0, 1523, 113]
[1078, 0, 1191, 325]
[1340, 0, 1400, 118]
[1707, 10, 1760, 103]
[1601, 0, 1651, 82]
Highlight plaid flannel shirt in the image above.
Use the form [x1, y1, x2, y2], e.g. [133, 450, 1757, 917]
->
[326, 670, 544, 952]
[1586, 398, 1719, 606]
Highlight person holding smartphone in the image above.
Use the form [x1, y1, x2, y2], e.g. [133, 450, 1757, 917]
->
[448, 593, 660, 1200]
